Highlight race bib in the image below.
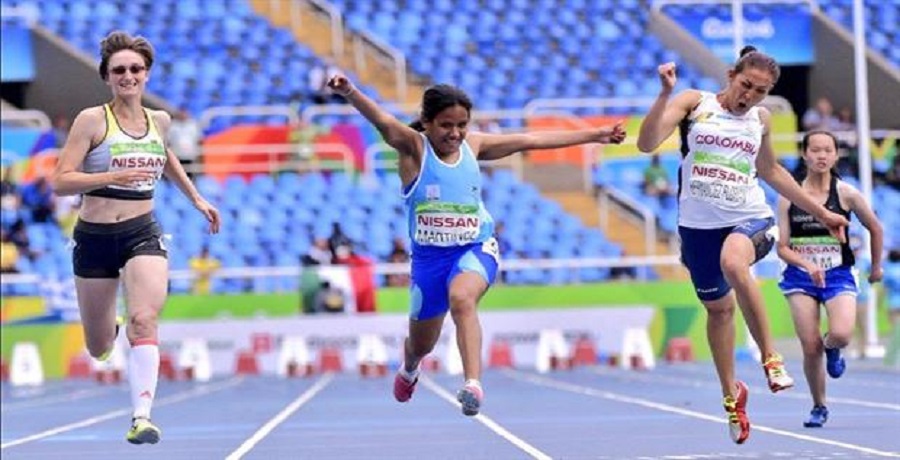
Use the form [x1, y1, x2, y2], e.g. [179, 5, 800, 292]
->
[688, 154, 752, 208]
[791, 236, 843, 270]
[414, 202, 480, 247]
[107, 143, 166, 191]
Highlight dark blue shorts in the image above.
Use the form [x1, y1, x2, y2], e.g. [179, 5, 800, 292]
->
[409, 238, 499, 321]
[679, 217, 776, 301]
[778, 264, 858, 303]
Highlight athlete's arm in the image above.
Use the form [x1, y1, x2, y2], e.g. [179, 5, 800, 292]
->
[756, 109, 849, 242]
[637, 63, 700, 153]
[327, 74, 420, 157]
[156, 111, 221, 234]
[775, 196, 824, 286]
[841, 182, 884, 282]
[51, 107, 156, 195]
[471, 123, 626, 161]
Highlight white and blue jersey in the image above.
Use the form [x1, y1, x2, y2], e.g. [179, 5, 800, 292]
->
[401, 134, 499, 320]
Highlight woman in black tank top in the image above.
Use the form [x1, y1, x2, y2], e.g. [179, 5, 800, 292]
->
[775, 130, 884, 428]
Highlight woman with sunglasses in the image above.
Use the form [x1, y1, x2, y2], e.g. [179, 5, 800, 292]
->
[51, 31, 220, 445]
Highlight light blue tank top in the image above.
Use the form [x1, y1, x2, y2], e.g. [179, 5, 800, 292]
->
[403, 133, 494, 256]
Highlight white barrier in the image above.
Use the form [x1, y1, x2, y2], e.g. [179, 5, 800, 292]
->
[10, 342, 44, 387]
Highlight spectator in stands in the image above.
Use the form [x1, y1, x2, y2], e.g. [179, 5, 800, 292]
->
[386, 237, 411, 287]
[642, 154, 673, 206]
[0, 166, 19, 212]
[0, 228, 19, 273]
[775, 130, 883, 428]
[20, 176, 55, 223]
[329, 73, 626, 416]
[188, 245, 220, 295]
[166, 108, 201, 179]
[49, 31, 220, 445]
[637, 47, 849, 444]
[302, 238, 332, 266]
[327, 222, 352, 263]
[333, 240, 377, 313]
[886, 152, 900, 191]
[802, 97, 841, 132]
[53, 114, 71, 149]
[9, 218, 38, 262]
[313, 280, 346, 313]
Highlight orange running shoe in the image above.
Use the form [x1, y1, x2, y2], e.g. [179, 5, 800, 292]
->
[724, 380, 750, 444]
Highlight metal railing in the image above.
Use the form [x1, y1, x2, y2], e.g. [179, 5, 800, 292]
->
[0, 109, 52, 130]
[597, 187, 659, 257]
[306, 0, 345, 59]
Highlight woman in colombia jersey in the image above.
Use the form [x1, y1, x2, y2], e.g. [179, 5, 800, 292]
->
[776, 130, 883, 428]
[637, 46, 849, 444]
[51, 31, 220, 444]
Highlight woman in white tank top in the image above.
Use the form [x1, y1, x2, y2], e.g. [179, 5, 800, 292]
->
[637, 46, 849, 445]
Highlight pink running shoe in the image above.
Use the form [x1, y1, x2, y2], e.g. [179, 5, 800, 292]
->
[393, 372, 418, 402]
[456, 381, 483, 416]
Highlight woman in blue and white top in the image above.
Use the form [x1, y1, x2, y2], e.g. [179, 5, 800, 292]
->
[51, 31, 220, 444]
[328, 73, 626, 417]
[776, 130, 883, 428]
[637, 46, 849, 445]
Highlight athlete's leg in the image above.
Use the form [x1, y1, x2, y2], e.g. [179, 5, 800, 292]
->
[122, 255, 167, 426]
[700, 294, 738, 397]
[787, 294, 825, 405]
[823, 294, 857, 350]
[404, 315, 445, 372]
[75, 277, 120, 359]
[448, 272, 489, 383]
[720, 232, 775, 357]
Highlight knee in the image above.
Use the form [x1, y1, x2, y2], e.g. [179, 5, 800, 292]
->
[801, 336, 825, 357]
[128, 310, 158, 339]
[705, 300, 735, 321]
[85, 338, 114, 359]
[449, 290, 477, 317]
[720, 258, 748, 283]
[826, 331, 852, 349]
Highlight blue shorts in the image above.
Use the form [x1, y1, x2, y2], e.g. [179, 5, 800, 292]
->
[679, 217, 776, 302]
[778, 264, 858, 303]
[409, 238, 500, 321]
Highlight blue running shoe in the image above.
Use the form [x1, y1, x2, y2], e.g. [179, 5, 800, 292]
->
[824, 346, 845, 379]
[803, 405, 828, 428]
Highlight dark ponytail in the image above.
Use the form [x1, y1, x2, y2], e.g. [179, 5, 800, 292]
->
[409, 119, 425, 132]
[734, 45, 780, 83]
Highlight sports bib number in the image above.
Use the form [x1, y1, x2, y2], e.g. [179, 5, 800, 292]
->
[688, 176, 750, 208]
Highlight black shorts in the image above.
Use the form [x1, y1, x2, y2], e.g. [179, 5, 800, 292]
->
[72, 213, 167, 278]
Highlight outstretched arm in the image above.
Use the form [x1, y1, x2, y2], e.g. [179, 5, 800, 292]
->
[472, 122, 626, 161]
[328, 74, 420, 157]
[756, 109, 848, 241]
[637, 62, 701, 153]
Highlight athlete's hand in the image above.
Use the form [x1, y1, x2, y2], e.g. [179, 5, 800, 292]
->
[596, 122, 627, 144]
[657, 62, 677, 93]
[869, 264, 883, 284]
[109, 169, 156, 188]
[818, 211, 850, 243]
[193, 196, 221, 234]
[327, 74, 356, 98]
[805, 263, 826, 288]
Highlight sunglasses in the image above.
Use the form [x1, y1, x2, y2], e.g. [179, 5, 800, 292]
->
[109, 64, 146, 75]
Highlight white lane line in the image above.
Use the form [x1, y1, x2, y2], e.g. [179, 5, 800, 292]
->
[670, 362, 900, 389]
[506, 370, 900, 458]
[588, 367, 900, 411]
[2, 387, 125, 413]
[225, 373, 334, 460]
[1, 377, 245, 449]
[420, 375, 553, 460]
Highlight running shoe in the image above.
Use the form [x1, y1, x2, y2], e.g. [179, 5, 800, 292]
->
[824, 346, 846, 379]
[126, 417, 161, 445]
[723, 380, 750, 444]
[803, 405, 829, 428]
[98, 316, 124, 362]
[393, 372, 418, 403]
[456, 381, 483, 417]
[763, 352, 794, 392]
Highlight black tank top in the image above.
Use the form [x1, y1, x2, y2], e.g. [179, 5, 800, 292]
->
[787, 175, 853, 269]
